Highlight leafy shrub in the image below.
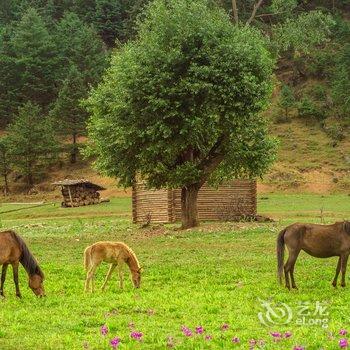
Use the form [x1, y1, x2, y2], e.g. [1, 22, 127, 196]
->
[297, 97, 325, 120]
[275, 84, 295, 123]
[305, 49, 336, 79]
[312, 83, 327, 101]
[321, 120, 345, 141]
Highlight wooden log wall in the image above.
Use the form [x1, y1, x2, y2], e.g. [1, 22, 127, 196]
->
[61, 185, 100, 207]
[132, 180, 257, 223]
[132, 184, 172, 223]
[173, 180, 256, 221]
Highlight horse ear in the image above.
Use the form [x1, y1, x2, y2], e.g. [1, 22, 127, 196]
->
[345, 221, 350, 235]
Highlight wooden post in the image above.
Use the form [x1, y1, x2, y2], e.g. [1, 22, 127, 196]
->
[67, 185, 74, 207]
[132, 184, 137, 223]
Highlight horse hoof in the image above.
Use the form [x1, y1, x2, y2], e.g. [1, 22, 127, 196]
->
[16, 294, 22, 298]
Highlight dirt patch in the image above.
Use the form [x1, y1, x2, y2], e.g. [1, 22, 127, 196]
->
[137, 225, 167, 238]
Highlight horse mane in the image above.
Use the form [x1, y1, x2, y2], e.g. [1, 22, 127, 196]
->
[9, 231, 44, 279]
[121, 243, 140, 270]
[344, 221, 350, 235]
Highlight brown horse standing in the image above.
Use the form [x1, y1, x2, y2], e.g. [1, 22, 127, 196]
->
[84, 241, 141, 292]
[277, 221, 350, 289]
[0, 230, 45, 297]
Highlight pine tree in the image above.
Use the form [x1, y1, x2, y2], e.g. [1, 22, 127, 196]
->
[50, 65, 88, 163]
[0, 136, 11, 195]
[0, 25, 18, 127]
[9, 8, 58, 110]
[0, 7, 58, 127]
[279, 84, 295, 120]
[52, 12, 107, 161]
[7, 102, 59, 187]
[55, 12, 107, 86]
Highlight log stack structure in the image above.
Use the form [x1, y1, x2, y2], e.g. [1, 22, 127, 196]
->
[52, 179, 106, 207]
[132, 180, 257, 224]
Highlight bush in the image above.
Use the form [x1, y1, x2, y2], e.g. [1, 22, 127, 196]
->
[305, 49, 336, 79]
[274, 113, 291, 123]
[297, 97, 325, 120]
[321, 120, 345, 141]
[312, 83, 327, 101]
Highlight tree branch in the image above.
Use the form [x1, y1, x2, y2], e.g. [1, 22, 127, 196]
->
[231, 0, 239, 24]
[255, 11, 287, 18]
[245, 0, 264, 26]
[197, 134, 229, 185]
[198, 153, 225, 187]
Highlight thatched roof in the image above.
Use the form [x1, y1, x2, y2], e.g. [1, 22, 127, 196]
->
[52, 179, 106, 191]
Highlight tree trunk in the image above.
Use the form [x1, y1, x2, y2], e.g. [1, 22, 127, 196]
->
[27, 173, 33, 188]
[231, 0, 238, 24]
[3, 174, 9, 196]
[70, 133, 77, 164]
[181, 184, 200, 229]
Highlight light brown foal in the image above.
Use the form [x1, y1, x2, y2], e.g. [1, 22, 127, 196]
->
[84, 241, 141, 292]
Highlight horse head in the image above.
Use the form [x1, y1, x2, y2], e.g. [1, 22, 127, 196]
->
[131, 268, 142, 288]
[29, 273, 45, 297]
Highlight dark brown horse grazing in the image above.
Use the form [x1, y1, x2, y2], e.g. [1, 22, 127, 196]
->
[277, 221, 350, 289]
[0, 230, 45, 297]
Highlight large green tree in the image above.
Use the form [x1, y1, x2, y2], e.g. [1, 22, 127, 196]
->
[7, 102, 59, 187]
[86, 0, 277, 228]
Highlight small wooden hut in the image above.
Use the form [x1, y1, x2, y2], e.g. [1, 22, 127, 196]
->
[132, 180, 257, 224]
[53, 179, 106, 207]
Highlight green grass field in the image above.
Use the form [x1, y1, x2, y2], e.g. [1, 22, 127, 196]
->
[0, 194, 349, 349]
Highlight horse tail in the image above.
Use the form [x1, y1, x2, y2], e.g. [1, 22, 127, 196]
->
[84, 246, 92, 271]
[9, 230, 44, 278]
[277, 228, 286, 285]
